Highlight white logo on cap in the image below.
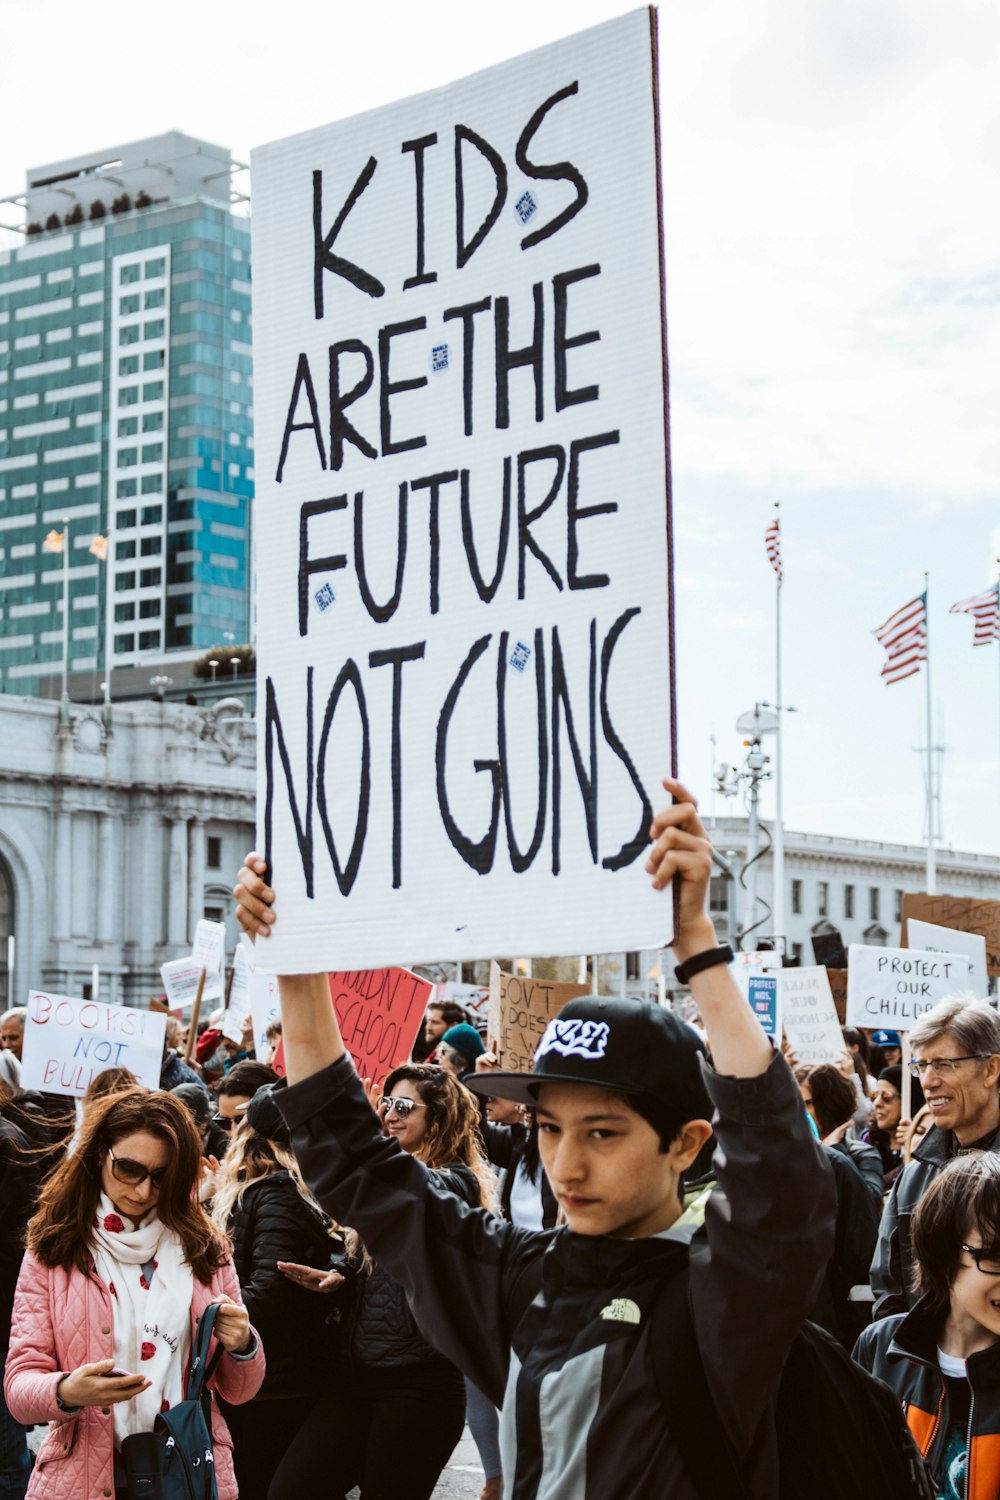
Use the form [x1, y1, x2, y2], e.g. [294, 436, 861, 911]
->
[536, 1018, 610, 1061]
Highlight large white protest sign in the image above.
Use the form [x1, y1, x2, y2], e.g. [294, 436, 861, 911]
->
[251, 10, 674, 971]
[846, 945, 971, 1031]
[906, 919, 989, 999]
[780, 967, 845, 1065]
[21, 992, 166, 1097]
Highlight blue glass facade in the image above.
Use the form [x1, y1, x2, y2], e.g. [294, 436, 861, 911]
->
[0, 179, 253, 695]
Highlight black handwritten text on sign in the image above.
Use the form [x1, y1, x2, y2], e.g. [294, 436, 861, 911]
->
[251, 11, 674, 970]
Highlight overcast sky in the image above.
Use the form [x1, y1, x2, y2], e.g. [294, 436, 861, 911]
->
[2, 0, 998, 857]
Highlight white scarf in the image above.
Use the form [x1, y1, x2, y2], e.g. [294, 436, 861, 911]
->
[91, 1194, 193, 1449]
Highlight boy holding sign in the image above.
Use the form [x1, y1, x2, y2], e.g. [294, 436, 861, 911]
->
[235, 779, 835, 1497]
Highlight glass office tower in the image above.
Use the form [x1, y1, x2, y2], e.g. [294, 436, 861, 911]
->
[0, 132, 253, 698]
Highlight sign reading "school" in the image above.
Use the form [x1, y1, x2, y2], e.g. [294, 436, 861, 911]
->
[250, 10, 675, 971]
[845, 945, 971, 1031]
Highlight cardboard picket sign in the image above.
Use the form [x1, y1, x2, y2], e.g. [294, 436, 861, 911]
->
[901, 893, 1000, 978]
[845, 944, 971, 1031]
[272, 967, 432, 1089]
[905, 917, 989, 999]
[251, 9, 676, 972]
[21, 991, 166, 1097]
[491, 967, 589, 1072]
[780, 967, 845, 1066]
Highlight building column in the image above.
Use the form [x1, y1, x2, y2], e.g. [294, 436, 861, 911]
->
[188, 816, 206, 944]
[96, 813, 115, 943]
[53, 809, 72, 938]
[166, 816, 189, 946]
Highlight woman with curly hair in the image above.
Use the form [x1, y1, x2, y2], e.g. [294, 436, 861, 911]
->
[4, 1088, 264, 1500]
[270, 1063, 496, 1500]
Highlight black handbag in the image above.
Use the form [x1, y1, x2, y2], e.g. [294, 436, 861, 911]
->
[120, 1301, 225, 1500]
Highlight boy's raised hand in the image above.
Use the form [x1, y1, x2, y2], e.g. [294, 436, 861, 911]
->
[646, 778, 716, 962]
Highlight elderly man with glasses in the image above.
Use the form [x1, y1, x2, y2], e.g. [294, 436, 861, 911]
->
[872, 996, 1000, 1319]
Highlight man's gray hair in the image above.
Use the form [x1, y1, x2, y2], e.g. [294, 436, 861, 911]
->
[0, 1007, 26, 1028]
[909, 995, 1000, 1056]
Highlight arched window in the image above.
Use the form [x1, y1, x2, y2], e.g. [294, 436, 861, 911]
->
[0, 855, 14, 1010]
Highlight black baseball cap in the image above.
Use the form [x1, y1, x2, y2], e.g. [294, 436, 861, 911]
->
[465, 995, 711, 1121]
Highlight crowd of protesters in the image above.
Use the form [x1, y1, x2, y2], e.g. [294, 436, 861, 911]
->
[1, 778, 999, 1499]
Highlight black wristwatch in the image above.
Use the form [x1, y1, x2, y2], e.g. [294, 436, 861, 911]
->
[674, 945, 734, 986]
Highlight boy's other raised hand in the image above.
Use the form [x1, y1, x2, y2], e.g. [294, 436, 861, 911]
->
[234, 852, 276, 939]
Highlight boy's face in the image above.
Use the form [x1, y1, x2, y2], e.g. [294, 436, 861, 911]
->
[534, 1082, 709, 1239]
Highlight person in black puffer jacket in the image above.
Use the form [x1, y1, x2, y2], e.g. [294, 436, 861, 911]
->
[210, 1091, 342, 1500]
[268, 1064, 497, 1500]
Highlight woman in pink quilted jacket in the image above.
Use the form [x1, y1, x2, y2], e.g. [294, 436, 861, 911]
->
[4, 1087, 265, 1500]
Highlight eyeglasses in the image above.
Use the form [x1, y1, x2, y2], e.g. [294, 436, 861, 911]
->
[962, 1243, 1000, 1276]
[908, 1055, 991, 1078]
[380, 1097, 427, 1119]
[211, 1105, 249, 1131]
[108, 1149, 167, 1188]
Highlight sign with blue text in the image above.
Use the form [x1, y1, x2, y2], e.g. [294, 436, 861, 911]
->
[747, 974, 780, 1038]
[20, 991, 166, 1097]
[251, 9, 674, 971]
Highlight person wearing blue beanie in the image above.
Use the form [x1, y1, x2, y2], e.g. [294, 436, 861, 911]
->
[438, 1023, 486, 1080]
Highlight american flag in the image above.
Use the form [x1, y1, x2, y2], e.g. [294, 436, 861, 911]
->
[764, 515, 782, 585]
[949, 583, 1000, 646]
[874, 594, 927, 684]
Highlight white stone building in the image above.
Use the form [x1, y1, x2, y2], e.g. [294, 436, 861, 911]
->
[0, 692, 254, 1008]
[702, 814, 1000, 967]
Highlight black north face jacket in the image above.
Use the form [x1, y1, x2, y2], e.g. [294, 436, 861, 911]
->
[277, 1050, 833, 1500]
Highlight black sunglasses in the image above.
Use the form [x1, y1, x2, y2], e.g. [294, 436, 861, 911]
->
[109, 1148, 167, 1188]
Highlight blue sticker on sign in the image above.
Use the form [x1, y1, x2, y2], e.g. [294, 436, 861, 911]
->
[509, 641, 531, 673]
[314, 581, 336, 613]
[515, 190, 538, 225]
[430, 343, 449, 374]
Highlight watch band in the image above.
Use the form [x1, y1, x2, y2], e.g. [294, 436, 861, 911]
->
[674, 945, 734, 986]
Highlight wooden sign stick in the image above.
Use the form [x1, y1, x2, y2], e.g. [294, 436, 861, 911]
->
[184, 968, 207, 1062]
[901, 1033, 912, 1123]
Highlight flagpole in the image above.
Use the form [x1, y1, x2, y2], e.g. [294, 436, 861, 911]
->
[995, 563, 1000, 768]
[103, 532, 113, 713]
[60, 516, 70, 703]
[772, 502, 785, 954]
[924, 571, 936, 895]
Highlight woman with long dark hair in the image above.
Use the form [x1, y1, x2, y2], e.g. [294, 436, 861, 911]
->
[270, 1063, 496, 1500]
[4, 1088, 264, 1500]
